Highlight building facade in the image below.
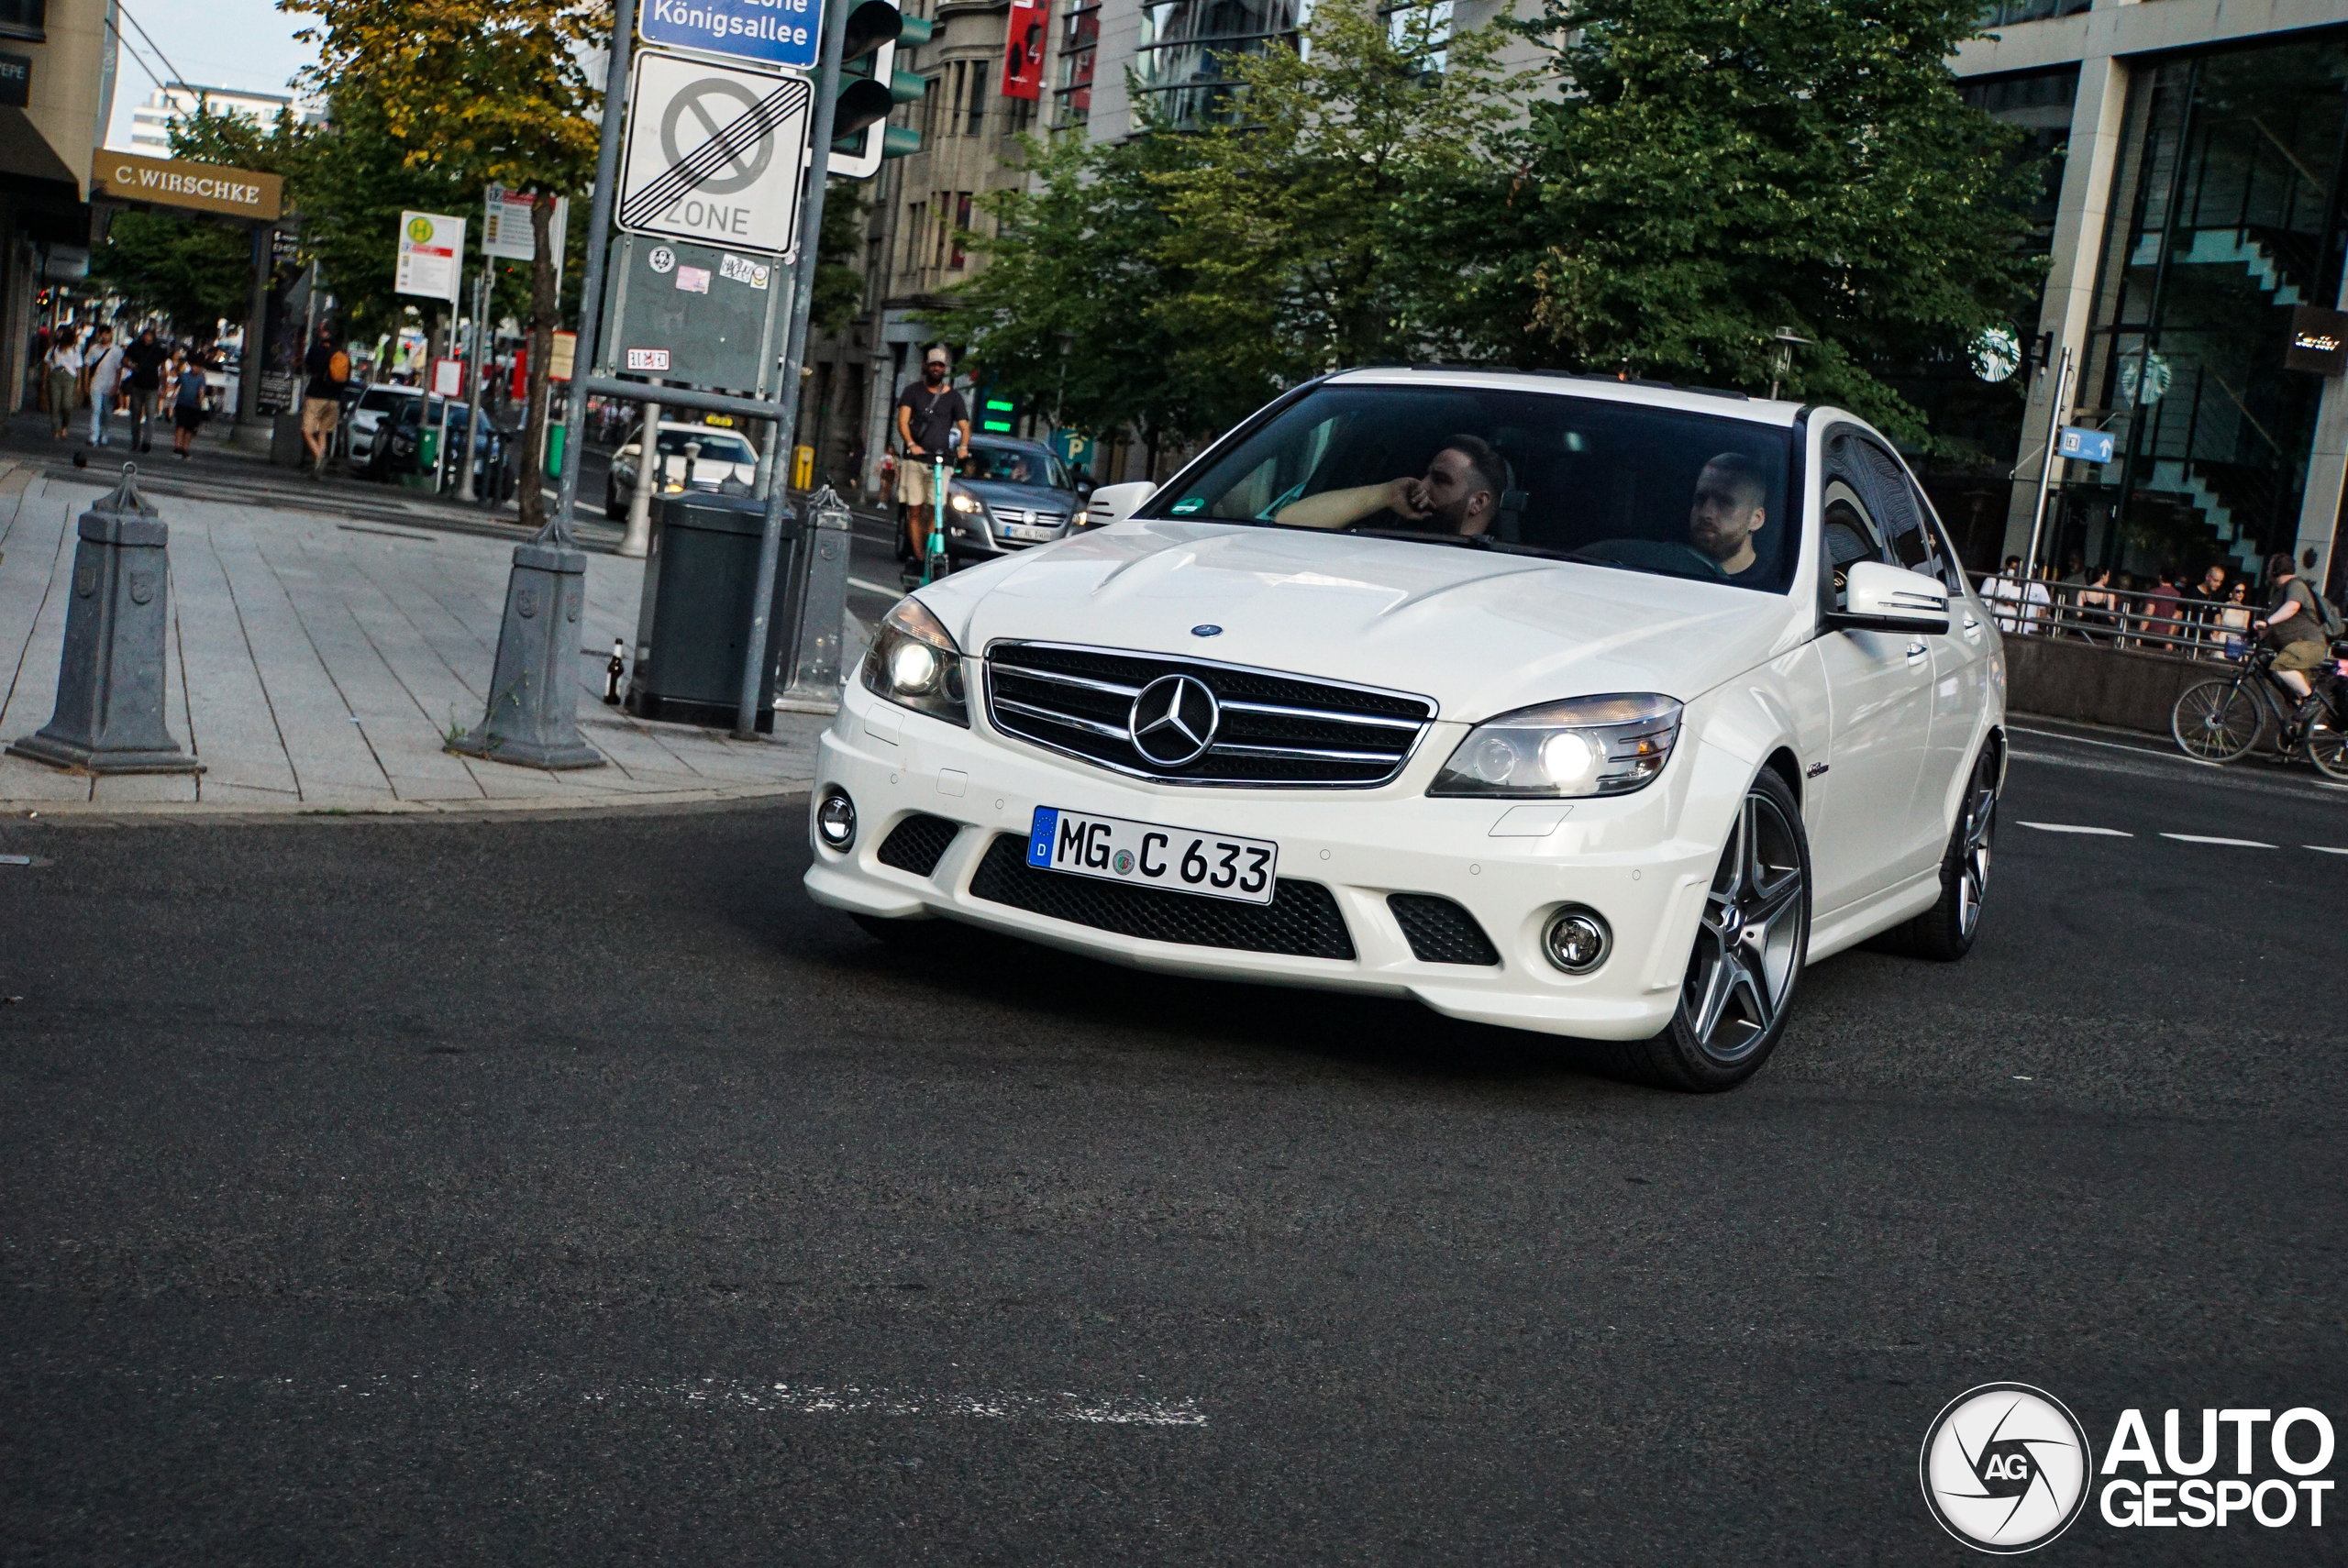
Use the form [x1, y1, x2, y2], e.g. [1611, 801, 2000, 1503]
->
[126, 83, 318, 153]
[804, 0, 2348, 595]
[0, 0, 114, 414]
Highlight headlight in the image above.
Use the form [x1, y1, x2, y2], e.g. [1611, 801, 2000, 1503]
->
[949, 490, 983, 514]
[1428, 693, 1682, 798]
[860, 596, 969, 727]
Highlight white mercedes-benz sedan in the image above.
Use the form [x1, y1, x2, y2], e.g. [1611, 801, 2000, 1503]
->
[804, 369, 2006, 1089]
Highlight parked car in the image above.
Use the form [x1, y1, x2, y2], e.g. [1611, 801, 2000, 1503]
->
[349, 381, 424, 467]
[605, 420, 760, 513]
[927, 436, 1090, 564]
[804, 368, 2005, 1091]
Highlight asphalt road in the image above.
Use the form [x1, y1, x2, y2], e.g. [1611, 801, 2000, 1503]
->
[3, 723, 2342, 1563]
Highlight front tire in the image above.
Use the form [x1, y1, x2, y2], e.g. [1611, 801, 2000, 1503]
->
[1878, 743, 1999, 961]
[2308, 722, 2348, 781]
[2173, 679, 2263, 761]
[1607, 768, 1810, 1092]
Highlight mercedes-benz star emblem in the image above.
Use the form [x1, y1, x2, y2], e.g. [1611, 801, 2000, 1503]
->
[1128, 674, 1221, 768]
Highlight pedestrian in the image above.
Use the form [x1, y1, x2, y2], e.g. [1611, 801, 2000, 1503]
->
[43, 329, 82, 440]
[170, 350, 209, 459]
[2142, 566, 2182, 652]
[2076, 566, 2118, 643]
[83, 326, 123, 448]
[2218, 580, 2253, 661]
[123, 326, 167, 453]
[2182, 563, 2228, 657]
[1985, 555, 2049, 635]
[893, 346, 969, 560]
[300, 324, 349, 478]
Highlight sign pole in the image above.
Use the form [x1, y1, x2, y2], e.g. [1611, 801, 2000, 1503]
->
[548, 0, 637, 546]
[2021, 345, 2074, 590]
[457, 268, 488, 503]
[736, 0, 853, 737]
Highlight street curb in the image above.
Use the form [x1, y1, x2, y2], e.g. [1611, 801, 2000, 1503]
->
[0, 781, 813, 823]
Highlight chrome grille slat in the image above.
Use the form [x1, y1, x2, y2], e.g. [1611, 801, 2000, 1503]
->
[983, 641, 1434, 789]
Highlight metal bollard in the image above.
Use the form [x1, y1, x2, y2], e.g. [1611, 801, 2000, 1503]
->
[774, 484, 853, 713]
[445, 542, 606, 769]
[7, 465, 202, 775]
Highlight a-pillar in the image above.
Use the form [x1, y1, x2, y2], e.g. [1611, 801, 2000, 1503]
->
[2003, 53, 2132, 561]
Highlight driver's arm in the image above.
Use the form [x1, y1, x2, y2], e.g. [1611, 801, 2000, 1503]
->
[1276, 476, 1427, 531]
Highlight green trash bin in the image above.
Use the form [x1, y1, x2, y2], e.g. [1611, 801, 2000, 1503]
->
[621, 492, 796, 732]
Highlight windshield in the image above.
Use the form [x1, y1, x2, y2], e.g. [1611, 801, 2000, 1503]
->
[358, 386, 414, 412]
[1148, 383, 1800, 593]
[963, 442, 1069, 490]
[654, 427, 757, 464]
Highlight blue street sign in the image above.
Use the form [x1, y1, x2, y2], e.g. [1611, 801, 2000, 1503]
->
[2056, 425, 2115, 465]
[640, 0, 822, 72]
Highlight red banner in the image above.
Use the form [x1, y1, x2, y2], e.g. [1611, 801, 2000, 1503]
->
[1003, 1, 1047, 100]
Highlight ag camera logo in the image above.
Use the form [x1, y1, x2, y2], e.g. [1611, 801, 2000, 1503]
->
[1921, 1383, 2093, 1553]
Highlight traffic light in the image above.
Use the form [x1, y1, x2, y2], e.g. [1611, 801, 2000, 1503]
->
[977, 391, 1016, 435]
[831, 0, 931, 179]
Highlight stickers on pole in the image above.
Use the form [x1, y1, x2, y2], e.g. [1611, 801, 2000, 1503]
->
[618, 49, 811, 260]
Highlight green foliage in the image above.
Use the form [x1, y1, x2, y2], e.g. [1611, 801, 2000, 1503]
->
[813, 178, 869, 335]
[1516, 0, 2045, 436]
[87, 210, 252, 338]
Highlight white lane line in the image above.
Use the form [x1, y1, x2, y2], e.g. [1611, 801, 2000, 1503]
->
[2010, 724, 2178, 758]
[2307, 845, 2348, 856]
[2161, 834, 2276, 848]
[2019, 822, 2133, 836]
[0, 854, 32, 866]
[847, 576, 901, 597]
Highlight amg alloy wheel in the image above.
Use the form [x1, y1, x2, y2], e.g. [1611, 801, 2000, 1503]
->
[1608, 767, 1810, 1092]
[1880, 744, 1999, 961]
[2172, 679, 2263, 762]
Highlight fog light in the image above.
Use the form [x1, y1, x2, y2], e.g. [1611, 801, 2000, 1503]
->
[815, 789, 856, 850]
[1542, 906, 1611, 975]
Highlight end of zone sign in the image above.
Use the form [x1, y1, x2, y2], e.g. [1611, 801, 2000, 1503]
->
[641, 0, 820, 72]
[619, 49, 812, 260]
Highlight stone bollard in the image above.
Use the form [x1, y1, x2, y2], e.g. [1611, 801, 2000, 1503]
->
[445, 541, 605, 769]
[6, 465, 202, 775]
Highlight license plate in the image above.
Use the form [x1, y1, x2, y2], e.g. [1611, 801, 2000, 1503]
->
[1002, 524, 1057, 541]
[1026, 807, 1279, 904]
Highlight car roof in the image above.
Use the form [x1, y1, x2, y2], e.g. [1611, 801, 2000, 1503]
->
[1322, 366, 1805, 427]
[969, 434, 1055, 455]
[653, 420, 754, 436]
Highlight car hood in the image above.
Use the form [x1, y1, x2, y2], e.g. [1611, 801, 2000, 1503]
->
[960, 479, 1076, 513]
[919, 520, 1808, 721]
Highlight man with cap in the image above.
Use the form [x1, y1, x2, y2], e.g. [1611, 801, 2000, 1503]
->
[894, 346, 970, 560]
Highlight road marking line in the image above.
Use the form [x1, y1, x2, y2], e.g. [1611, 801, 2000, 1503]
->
[2010, 724, 2176, 758]
[2307, 845, 2348, 856]
[561, 1378, 1203, 1426]
[2161, 833, 2275, 847]
[847, 576, 900, 597]
[2018, 822, 2132, 835]
[0, 854, 31, 866]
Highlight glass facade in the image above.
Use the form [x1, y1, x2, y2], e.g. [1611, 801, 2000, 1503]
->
[1056, 0, 1099, 127]
[1887, 66, 2078, 568]
[2052, 30, 2348, 582]
[1133, 0, 1302, 127]
[1977, 0, 2089, 28]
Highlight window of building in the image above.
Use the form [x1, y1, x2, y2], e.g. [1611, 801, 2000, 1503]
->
[1055, 1, 1100, 128]
[1134, 0, 1302, 128]
[1976, 0, 2089, 26]
[919, 74, 940, 142]
[952, 193, 972, 269]
[905, 201, 930, 277]
[967, 61, 990, 135]
[0, 0, 44, 41]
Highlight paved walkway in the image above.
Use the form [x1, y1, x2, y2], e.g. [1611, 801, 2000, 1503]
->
[0, 461, 842, 814]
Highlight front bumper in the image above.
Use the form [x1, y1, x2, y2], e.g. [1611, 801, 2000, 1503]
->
[803, 679, 1733, 1042]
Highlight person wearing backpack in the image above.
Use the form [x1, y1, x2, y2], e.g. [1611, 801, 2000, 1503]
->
[2255, 551, 2343, 725]
[300, 324, 349, 478]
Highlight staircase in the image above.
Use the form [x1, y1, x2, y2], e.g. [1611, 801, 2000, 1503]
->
[2130, 226, 2309, 306]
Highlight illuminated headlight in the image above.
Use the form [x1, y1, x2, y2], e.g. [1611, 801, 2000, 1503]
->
[1429, 693, 1682, 798]
[860, 596, 969, 727]
[948, 490, 983, 513]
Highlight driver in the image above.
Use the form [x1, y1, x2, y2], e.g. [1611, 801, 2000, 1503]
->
[1689, 452, 1771, 582]
[1275, 436, 1508, 536]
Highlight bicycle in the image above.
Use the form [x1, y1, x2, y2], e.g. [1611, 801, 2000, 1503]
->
[2171, 640, 2348, 780]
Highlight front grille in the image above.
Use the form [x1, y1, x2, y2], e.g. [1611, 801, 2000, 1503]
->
[1389, 894, 1501, 966]
[983, 642, 1434, 787]
[877, 813, 960, 877]
[968, 834, 1356, 959]
[993, 506, 1069, 528]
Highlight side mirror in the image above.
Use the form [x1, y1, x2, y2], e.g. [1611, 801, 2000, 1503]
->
[1827, 560, 1951, 635]
[1081, 480, 1157, 529]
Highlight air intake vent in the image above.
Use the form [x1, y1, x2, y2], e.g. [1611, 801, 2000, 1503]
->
[876, 813, 960, 877]
[968, 834, 1355, 959]
[1389, 894, 1501, 966]
[984, 642, 1433, 788]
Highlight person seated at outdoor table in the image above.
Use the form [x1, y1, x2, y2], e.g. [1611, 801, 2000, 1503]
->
[1275, 436, 1508, 536]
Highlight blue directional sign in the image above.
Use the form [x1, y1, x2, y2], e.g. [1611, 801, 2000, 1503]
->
[640, 0, 822, 72]
[2056, 425, 2115, 465]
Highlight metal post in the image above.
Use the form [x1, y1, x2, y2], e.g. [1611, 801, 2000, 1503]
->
[736, 0, 853, 736]
[547, 0, 637, 547]
[2022, 346, 2075, 587]
[458, 269, 488, 502]
[620, 394, 659, 558]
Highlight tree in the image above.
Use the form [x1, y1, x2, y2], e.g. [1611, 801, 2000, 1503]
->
[1514, 0, 2044, 436]
[1152, 1, 1533, 385]
[813, 178, 869, 335]
[923, 123, 1262, 469]
[288, 0, 604, 529]
[87, 210, 251, 339]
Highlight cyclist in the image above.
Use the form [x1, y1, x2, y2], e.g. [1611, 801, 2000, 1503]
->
[2254, 552, 2339, 729]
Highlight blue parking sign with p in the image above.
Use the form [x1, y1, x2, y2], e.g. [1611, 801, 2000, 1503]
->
[2056, 425, 2115, 465]
[641, 0, 822, 71]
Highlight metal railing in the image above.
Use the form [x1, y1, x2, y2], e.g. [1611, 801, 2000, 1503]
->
[1976, 575, 2258, 662]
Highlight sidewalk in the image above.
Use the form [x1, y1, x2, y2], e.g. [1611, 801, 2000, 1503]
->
[0, 458, 846, 815]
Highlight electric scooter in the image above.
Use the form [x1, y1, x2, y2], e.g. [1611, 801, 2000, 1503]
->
[920, 451, 950, 587]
